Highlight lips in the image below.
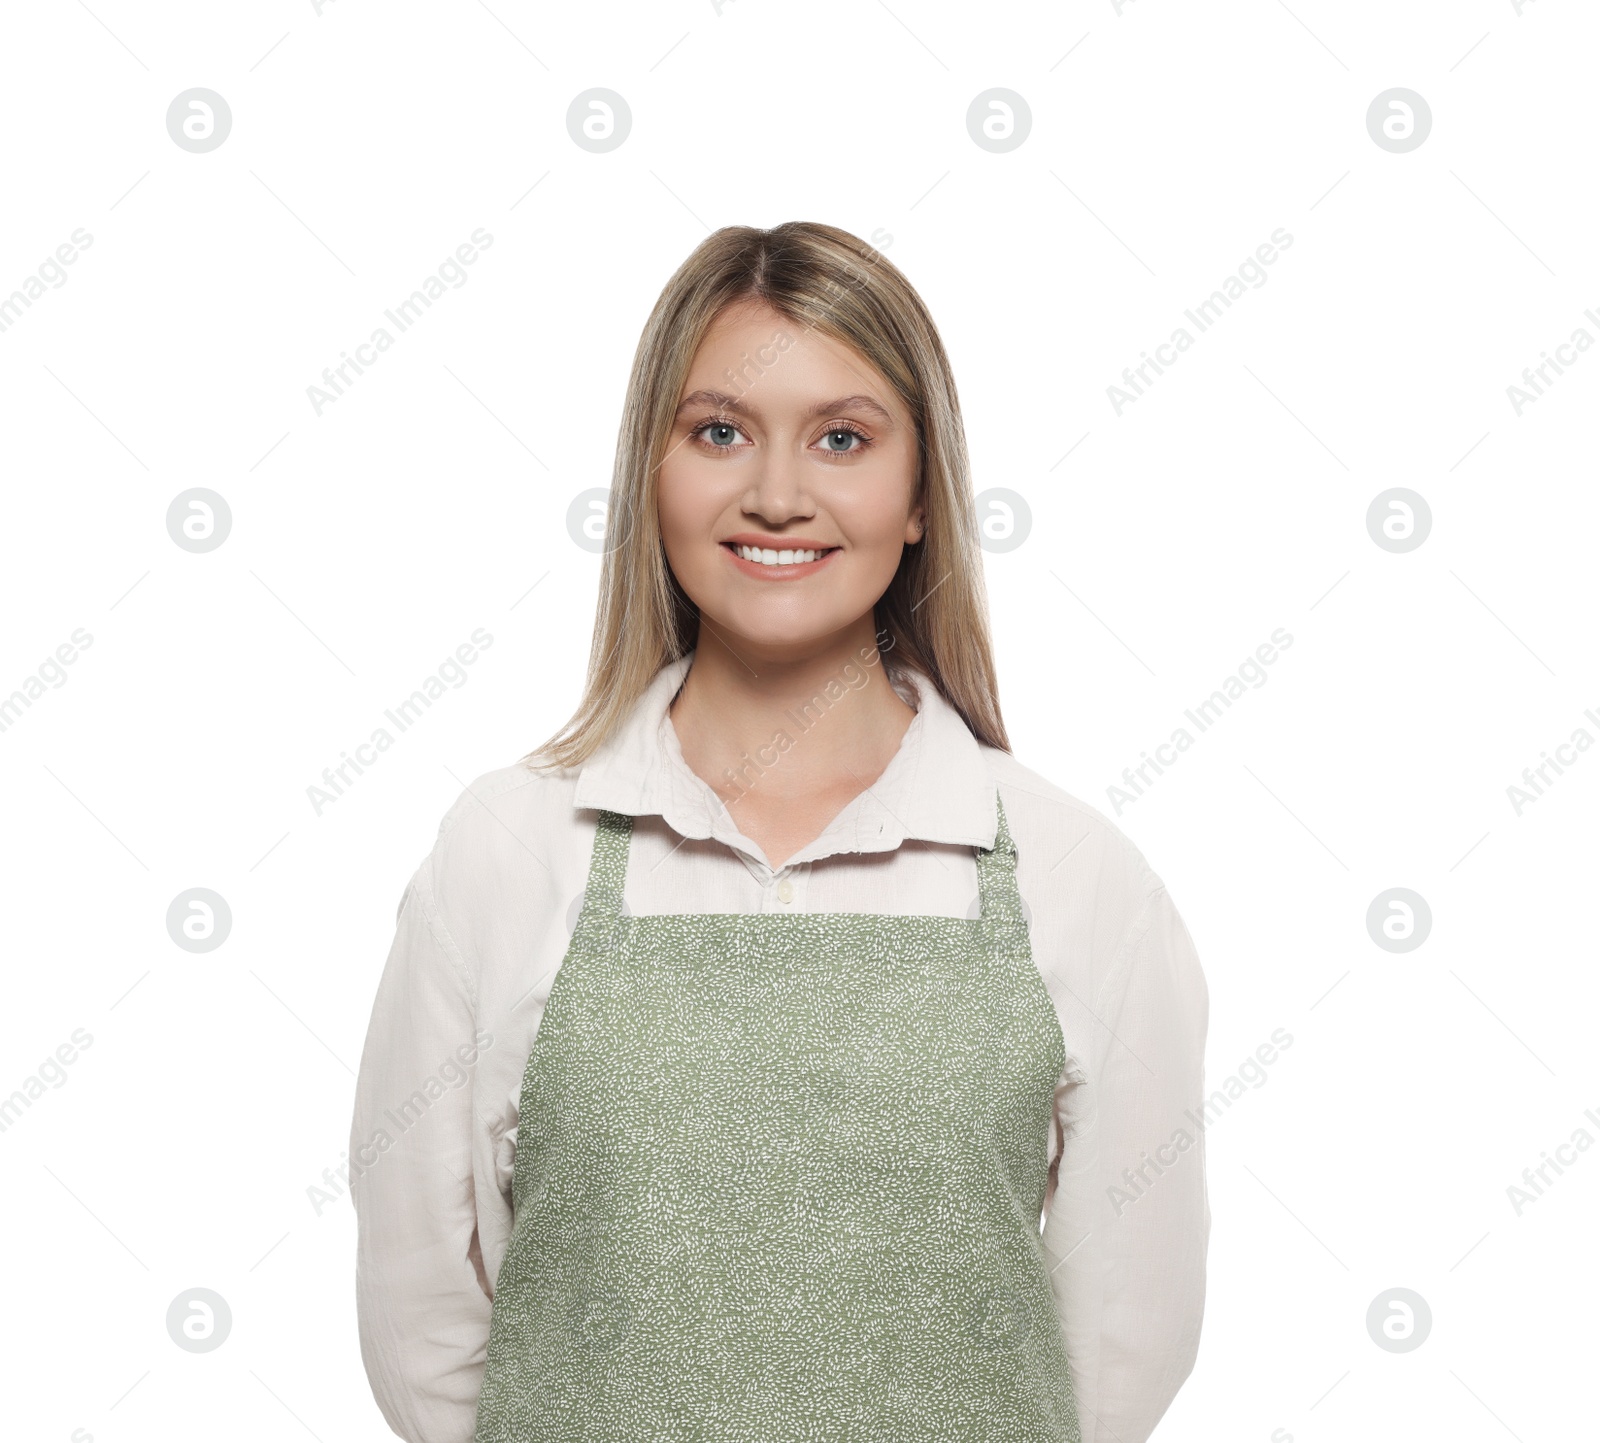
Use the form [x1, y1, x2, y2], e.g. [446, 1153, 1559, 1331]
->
[720, 541, 841, 579]
[726, 540, 844, 556]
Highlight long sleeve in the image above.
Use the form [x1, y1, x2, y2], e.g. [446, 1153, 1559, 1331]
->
[349, 859, 493, 1443]
[1041, 880, 1210, 1442]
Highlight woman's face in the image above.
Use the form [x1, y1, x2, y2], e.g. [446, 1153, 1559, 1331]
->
[657, 298, 923, 659]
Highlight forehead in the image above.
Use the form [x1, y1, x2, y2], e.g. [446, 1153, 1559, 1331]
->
[683, 298, 901, 418]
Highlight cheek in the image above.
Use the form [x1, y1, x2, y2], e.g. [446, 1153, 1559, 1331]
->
[656, 460, 710, 548]
[830, 466, 917, 546]
[656, 459, 731, 592]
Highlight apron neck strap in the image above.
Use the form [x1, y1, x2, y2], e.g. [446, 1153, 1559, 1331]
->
[573, 809, 633, 943]
[975, 788, 1026, 928]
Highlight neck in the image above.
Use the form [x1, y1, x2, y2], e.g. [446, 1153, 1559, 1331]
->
[668, 618, 915, 811]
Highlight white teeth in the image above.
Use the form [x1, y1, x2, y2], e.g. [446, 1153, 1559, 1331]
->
[734, 545, 827, 566]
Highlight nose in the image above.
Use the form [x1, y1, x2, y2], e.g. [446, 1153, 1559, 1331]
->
[743, 441, 816, 526]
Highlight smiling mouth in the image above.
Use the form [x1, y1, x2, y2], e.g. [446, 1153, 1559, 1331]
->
[721, 542, 840, 568]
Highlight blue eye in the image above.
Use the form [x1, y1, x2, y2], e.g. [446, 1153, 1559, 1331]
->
[689, 417, 872, 458]
[693, 418, 747, 451]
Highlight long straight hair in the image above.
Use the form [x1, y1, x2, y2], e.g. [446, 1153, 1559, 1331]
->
[524, 220, 1009, 771]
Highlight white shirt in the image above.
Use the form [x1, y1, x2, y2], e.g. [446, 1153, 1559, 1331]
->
[349, 651, 1210, 1442]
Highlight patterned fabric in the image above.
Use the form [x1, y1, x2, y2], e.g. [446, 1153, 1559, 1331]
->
[473, 789, 1081, 1442]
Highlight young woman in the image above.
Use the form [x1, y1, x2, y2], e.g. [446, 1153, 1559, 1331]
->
[350, 221, 1210, 1443]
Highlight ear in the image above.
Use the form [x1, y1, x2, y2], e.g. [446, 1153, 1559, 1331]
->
[905, 507, 926, 543]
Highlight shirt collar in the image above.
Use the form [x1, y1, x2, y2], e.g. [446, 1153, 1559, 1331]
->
[572, 649, 998, 868]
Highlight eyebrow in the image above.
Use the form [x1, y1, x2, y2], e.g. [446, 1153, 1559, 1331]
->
[675, 389, 896, 426]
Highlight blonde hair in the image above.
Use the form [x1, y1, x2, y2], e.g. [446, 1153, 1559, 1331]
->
[525, 220, 1009, 770]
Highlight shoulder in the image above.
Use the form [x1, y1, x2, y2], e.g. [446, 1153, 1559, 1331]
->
[414, 755, 590, 970]
[426, 755, 586, 883]
[980, 746, 1206, 1026]
[981, 742, 1169, 924]
[429, 755, 577, 850]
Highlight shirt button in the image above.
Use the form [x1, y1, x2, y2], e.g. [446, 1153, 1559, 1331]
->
[777, 879, 795, 904]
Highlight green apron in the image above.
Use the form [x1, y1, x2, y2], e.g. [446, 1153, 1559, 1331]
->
[474, 790, 1080, 1442]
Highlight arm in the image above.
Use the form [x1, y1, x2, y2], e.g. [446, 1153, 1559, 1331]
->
[349, 860, 492, 1443]
[1042, 881, 1211, 1442]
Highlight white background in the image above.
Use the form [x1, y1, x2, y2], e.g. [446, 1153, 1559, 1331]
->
[2, 1, 1596, 1440]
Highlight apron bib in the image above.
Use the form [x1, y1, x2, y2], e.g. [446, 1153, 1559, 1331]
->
[474, 790, 1080, 1442]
